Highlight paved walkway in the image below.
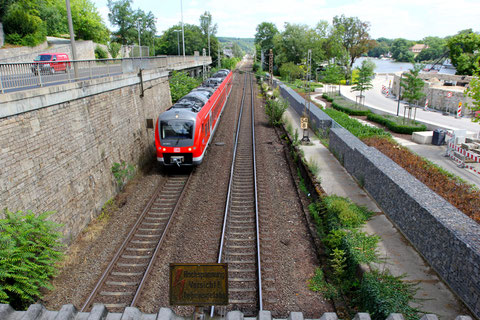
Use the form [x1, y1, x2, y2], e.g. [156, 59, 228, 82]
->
[283, 107, 471, 319]
[310, 92, 480, 189]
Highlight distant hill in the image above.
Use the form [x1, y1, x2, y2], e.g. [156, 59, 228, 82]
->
[218, 37, 255, 54]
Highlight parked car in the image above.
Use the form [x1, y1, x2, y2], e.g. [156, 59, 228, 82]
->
[32, 53, 70, 75]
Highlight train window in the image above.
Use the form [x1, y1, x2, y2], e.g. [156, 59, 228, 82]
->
[160, 120, 194, 140]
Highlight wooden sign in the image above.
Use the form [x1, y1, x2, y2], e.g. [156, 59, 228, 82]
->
[169, 263, 228, 306]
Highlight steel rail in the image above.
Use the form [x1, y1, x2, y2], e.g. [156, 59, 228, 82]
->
[80, 172, 191, 312]
[131, 172, 192, 306]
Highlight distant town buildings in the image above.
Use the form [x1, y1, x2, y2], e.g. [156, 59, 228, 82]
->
[409, 44, 429, 54]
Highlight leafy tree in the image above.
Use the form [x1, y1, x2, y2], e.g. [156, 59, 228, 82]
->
[351, 59, 375, 105]
[255, 22, 279, 67]
[465, 73, 480, 122]
[68, 0, 109, 44]
[279, 62, 303, 81]
[332, 15, 375, 68]
[391, 38, 415, 62]
[199, 11, 217, 56]
[415, 36, 447, 62]
[0, 209, 64, 309]
[274, 23, 310, 65]
[447, 30, 480, 76]
[368, 38, 392, 58]
[95, 45, 108, 59]
[320, 64, 344, 85]
[108, 0, 135, 45]
[169, 71, 202, 103]
[231, 42, 243, 58]
[108, 41, 121, 58]
[400, 64, 426, 107]
[2, 1, 46, 46]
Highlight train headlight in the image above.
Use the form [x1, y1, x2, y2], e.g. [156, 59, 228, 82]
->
[163, 148, 166, 151]
[188, 147, 192, 151]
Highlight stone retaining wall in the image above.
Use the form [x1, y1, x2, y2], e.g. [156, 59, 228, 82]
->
[278, 82, 480, 318]
[0, 69, 171, 243]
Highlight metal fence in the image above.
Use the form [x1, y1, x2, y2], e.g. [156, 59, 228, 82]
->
[0, 55, 210, 94]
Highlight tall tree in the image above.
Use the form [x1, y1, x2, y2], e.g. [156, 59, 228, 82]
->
[391, 38, 414, 62]
[400, 64, 426, 107]
[332, 15, 375, 68]
[447, 30, 480, 76]
[255, 22, 279, 67]
[351, 59, 375, 105]
[108, 0, 135, 45]
[465, 73, 480, 122]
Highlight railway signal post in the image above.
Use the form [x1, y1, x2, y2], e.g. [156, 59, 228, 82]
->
[300, 116, 310, 143]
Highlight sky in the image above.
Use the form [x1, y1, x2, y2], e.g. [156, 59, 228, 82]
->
[94, 0, 480, 40]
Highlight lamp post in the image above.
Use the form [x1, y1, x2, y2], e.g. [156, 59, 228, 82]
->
[137, 18, 142, 58]
[65, 0, 78, 78]
[173, 30, 181, 56]
[180, 0, 185, 58]
[397, 73, 403, 116]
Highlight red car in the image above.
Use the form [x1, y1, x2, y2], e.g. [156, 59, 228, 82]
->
[32, 53, 70, 75]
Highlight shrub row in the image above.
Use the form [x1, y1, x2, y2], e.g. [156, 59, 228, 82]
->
[367, 113, 427, 134]
[308, 196, 421, 320]
[322, 108, 391, 139]
[332, 101, 371, 116]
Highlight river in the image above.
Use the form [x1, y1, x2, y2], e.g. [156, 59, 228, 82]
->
[353, 57, 456, 74]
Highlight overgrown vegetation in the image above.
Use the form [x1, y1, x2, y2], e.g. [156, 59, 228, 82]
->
[308, 197, 421, 319]
[94, 45, 108, 59]
[0, 209, 64, 309]
[366, 113, 426, 134]
[221, 57, 241, 70]
[265, 98, 289, 126]
[169, 71, 202, 103]
[111, 161, 135, 191]
[322, 108, 390, 139]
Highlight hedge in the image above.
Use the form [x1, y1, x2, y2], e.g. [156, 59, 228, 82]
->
[367, 113, 427, 134]
[331, 101, 371, 116]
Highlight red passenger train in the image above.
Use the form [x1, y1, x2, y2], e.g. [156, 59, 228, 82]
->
[154, 69, 233, 166]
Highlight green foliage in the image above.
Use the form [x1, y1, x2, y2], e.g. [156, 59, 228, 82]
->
[400, 64, 426, 106]
[221, 57, 241, 70]
[108, 42, 122, 58]
[447, 30, 480, 76]
[3, 2, 46, 47]
[465, 73, 480, 122]
[94, 45, 108, 59]
[359, 270, 421, 320]
[321, 64, 344, 84]
[367, 113, 427, 134]
[309, 268, 339, 299]
[391, 38, 415, 62]
[265, 97, 289, 126]
[253, 61, 261, 72]
[279, 61, 303, 81]
[322, 108, 391, 139]
[330, 248, 347, 280]
[351, 60, 375, 99]
[331, 100, 370, 116]
[342, 230, 379, 269]
[169, 71, 202, 103]
[0, 209, 64, 309]
[111, 161, 135, 191]
[323, 196, 373, 233]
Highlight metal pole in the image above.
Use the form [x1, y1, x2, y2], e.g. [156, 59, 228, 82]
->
[180, 0, 185, 58]
[208, 21, 210, 57]
[397, 73, 403, 116]
[137, 19, 142, 58]
[177, 31, 180, 56]
[65, 0, 79, 79]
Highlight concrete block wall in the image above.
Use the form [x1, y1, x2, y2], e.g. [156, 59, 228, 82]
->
[278, 82, 480, 318]
[0, 69, 171, 243]
[0, 40, 96, 63]
[0, 304, 470, 320]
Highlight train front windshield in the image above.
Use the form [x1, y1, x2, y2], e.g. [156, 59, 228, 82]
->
[160, 120, 194, 140]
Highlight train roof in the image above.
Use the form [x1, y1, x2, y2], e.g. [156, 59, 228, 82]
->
[203, 77, 224, 88]
[191, 87, 215, 99]
[158, 107, 197, 122]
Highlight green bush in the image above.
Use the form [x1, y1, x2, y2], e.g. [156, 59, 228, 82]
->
[0, 209, 64, 309]
[359, 270, 421, 320]
[367, 113, 427, 134]
[95, 45, 108, 59]
[322, 93, 334, 102]
[322, 108, 391, 139]
[279, 62, 303, 81]
[265, 97, 289, 126]
[108, 42, 122, 59]
[221, 57, 241, 70]
[169, 71, 202, 103]
[341, 230, 379, 274]
[253, 62, 261, 72]
[111, 161, 135, 191]
[3, 2, 46, 47]
[331, 101, 371, 116]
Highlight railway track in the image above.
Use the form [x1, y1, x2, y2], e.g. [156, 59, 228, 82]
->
[81, 172, 192, 312]
[213, 69, 263, 315]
